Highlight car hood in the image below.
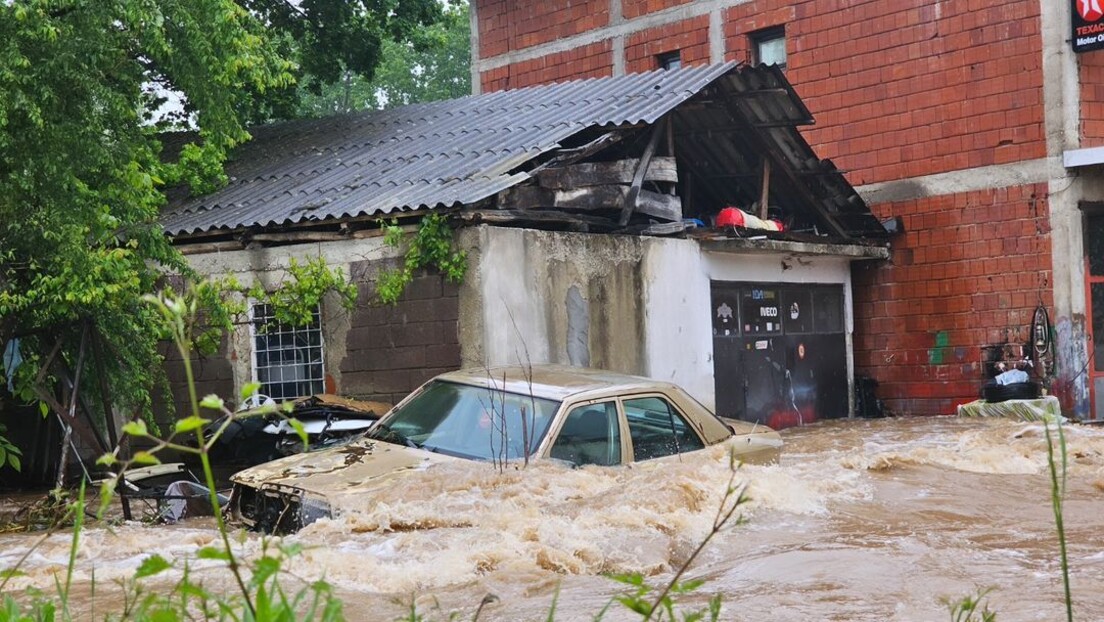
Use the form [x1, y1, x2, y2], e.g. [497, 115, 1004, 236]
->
[720, 418, 784, 464]
[230, 437, 461, 502]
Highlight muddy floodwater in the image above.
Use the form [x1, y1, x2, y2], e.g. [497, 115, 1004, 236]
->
[3, 416, 1104, 620]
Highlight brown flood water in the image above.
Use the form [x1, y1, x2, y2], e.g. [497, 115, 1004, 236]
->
[3, 416, 1104, 621]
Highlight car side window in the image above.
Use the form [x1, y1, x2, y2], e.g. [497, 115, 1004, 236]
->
[623, 396, 705, 461]
[549, 401, 621, 466]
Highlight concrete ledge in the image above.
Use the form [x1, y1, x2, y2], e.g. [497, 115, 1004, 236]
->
[1063, 146, 1104, 168]
[698, 237, 890, 260]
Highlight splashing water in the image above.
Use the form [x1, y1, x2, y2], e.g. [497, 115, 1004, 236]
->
[4, 416, 1104, 620]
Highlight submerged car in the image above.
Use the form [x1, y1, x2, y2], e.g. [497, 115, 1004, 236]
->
[228, 365, 783, 533]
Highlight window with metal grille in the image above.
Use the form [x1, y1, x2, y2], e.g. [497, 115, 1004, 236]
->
[250, 303, 325, 401]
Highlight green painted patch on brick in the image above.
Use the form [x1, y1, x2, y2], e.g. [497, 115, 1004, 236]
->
[929, 330, 950, 365]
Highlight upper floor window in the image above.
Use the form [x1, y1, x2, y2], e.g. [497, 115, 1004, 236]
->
[251, 302, 325, 401]
[656, 50, 681, 70]
[752, 27, 786, 70]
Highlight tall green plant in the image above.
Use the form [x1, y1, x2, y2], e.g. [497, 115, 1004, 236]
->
[1045, 419, 1073, 622]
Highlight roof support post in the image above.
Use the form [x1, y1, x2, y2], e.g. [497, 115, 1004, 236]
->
[759, 158, 771, 219]
[620, 118, 667, 226]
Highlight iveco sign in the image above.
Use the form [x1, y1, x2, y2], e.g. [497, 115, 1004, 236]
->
[1074, 0, 1104, 53]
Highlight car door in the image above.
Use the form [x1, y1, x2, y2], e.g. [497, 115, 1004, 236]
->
[619, 394, 706, 462]
[546, 400, 626, 466]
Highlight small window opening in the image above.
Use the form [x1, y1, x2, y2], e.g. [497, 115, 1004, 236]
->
[657, 50, 681, 70]
[751, 27, 786, 70]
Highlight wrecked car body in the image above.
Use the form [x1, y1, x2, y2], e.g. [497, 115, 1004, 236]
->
[208, 394, 390, 467]
[228, 365, 783, 534]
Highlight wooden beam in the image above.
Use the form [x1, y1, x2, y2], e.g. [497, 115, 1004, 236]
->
[500, 184, 682, 222]
[536, 157, 677, 189]
[759, 158, 771, 219]
[620, 119, 667, 226]
[458, 209, 614, 231]
[529, 130, 627, 175]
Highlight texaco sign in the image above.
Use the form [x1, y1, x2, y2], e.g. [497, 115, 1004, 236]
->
[1074, 0, 1104, 53]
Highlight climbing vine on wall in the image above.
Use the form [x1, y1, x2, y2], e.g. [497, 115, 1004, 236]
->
[248, 257, 358, 327]
[377, 214, 467, 304]
[188, 256, 357, 347]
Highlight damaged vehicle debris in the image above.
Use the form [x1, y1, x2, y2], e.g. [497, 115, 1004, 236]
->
[228, 365, 783, 534]
[208, 393, 390, 467]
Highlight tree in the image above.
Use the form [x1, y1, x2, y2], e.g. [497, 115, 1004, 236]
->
[0, 0, 434, 471]
[298, 0, 471, 116]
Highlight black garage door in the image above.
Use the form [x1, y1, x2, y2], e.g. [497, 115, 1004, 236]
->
[711, 282, 848, 429]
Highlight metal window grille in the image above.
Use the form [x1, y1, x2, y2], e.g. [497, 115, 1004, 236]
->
[250, 303, 325, 401]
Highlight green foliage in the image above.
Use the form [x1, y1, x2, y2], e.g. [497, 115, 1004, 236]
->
[607, 573, 721, 622]
[945, 589, 997, 622]
[247, 257, 358, 328]
[0, 0, 292, 452]
[1045, 419, 1073, 622]
[0, 423, 21, 471]
[0, 0, 427, 463]
[378, 214, 467, 305]
[298, 1, 471, 116]
[244, 0, 442, 92]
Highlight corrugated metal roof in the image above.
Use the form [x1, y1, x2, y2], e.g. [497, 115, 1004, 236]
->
[162, 63, 738, 236]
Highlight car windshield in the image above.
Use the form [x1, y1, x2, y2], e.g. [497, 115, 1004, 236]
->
[367, 380, 561, 461]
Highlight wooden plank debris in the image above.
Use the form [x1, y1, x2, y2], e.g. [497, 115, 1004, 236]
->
[620, 119, 667, 226]
[500, 185, 682, 222]
[536, 157, 677, 189]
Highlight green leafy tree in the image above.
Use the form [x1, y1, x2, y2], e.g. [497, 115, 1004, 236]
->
[0, 0, 409, 470]
[298, 0, 471, 116]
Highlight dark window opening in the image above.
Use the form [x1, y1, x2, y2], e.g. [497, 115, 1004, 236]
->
[657, 51, 681, 70]
[751, 27, 786, 70]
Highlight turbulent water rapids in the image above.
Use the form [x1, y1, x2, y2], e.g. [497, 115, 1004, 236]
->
[3, 416, 1104, 621]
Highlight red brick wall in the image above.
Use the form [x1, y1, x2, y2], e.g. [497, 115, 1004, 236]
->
[625, 15, 711, 73]
[1081, 52, 1104, 147]
[725, 0, 1045, 186]
[853, 183, 1053, 415]
[478, 0, 1046, 185]
[474, 0, 1056, 416]
[622, 0, 694, 20]
[480, 41, 614, 92]
[477, 0, 610, 59]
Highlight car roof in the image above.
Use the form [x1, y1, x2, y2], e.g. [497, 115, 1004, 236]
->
[436, 365, 681, 402]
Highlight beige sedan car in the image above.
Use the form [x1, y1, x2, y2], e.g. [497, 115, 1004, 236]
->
[228, 365, 782, 533]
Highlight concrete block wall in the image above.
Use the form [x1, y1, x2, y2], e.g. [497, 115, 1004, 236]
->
[153, 239, 461, 427]
[153, 336, 236, 432]
[340, 266, 461, 405]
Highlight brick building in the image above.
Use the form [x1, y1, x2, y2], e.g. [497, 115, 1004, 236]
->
[469, 0, 1104, 418]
